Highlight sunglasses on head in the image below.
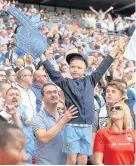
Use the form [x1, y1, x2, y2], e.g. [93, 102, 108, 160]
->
[111, 106, 123, 111]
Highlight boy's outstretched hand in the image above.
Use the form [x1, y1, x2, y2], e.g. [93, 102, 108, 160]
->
[109, 37, 126, 58]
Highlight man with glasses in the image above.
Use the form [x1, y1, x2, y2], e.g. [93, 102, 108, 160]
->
[0, 70, 7, 82]
[16, 68, 36, 121]
[31, 70, 48, 112]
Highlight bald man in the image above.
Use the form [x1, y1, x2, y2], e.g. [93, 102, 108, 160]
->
[31, 70, 48, 112]
[16, 69, 36, 120]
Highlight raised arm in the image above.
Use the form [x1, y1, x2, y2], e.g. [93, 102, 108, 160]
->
[104, 6, 114, 14]
[40, 54, 66, 88]
[90, 37, 124, 87]
[90, 55, 114, 87]
[33, 106, 78, 144]
[89, 6, 99, 15]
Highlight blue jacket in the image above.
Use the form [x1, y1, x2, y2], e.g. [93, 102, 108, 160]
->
[43, 55, 114, 124]
[31, 83, 43, 112]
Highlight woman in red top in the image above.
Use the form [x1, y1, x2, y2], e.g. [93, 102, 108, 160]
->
[93, 101, 136, 165]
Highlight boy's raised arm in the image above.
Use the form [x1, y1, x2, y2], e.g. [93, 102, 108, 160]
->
[40, 54, 66, 88]
[90, 37, 124, 87]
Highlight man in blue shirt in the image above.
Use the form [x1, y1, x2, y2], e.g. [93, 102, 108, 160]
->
[31, 70, 48, 112]
[31, 83, 78, 165]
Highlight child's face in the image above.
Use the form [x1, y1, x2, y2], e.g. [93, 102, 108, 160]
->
[70, 59, 86, 79]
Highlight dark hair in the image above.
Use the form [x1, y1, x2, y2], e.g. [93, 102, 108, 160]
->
[59, 64, 67, 72]
[107, 81, 126, 96]
[0, 122, 21, 147]
[41, 83, 57, 96]
[5, 69, 14, 77]
[36, 61, 43, 70]
[6, 87, 20, 96]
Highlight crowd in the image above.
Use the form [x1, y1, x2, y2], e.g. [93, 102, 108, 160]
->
[0, 0, 136, 165]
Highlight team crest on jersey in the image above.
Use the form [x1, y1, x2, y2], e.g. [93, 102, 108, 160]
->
[126, 134, 132, 142]
[66, 142, 70, 149]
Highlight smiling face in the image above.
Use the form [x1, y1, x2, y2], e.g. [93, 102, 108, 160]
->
[42, 85, 59, 105]
[69, 59, 86, 79]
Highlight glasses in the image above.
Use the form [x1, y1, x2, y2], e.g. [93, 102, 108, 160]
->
[111, 106, 123, 112]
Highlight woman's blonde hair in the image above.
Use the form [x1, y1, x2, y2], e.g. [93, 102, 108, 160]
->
[107, 101, 131, 130]
[15, 58, 24, 66]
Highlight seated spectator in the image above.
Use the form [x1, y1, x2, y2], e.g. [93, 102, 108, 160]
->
[93, 101, 135, 165]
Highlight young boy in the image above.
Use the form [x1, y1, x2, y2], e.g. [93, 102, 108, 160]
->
[40, 48, 121, 165]
[7, 7, 124, 164]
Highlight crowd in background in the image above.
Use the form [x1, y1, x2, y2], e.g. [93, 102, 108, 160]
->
[0, 0, 136, 165]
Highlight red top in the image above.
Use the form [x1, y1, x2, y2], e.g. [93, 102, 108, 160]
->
[93, 128, 135, 165]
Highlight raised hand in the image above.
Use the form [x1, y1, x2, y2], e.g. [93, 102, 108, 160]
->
[61, 105, 78, 123]
[8, 7, 49, 59]
[89, 6, 93, 10]
[110, 6, 114, 10]
[5, 104, 17, 116]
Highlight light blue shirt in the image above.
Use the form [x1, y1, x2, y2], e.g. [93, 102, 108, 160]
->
[32, 110, 66, 165]
[18, 105, 35, 163]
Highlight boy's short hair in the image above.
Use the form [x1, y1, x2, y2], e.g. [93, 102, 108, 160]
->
[66, 53, 88, 68]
